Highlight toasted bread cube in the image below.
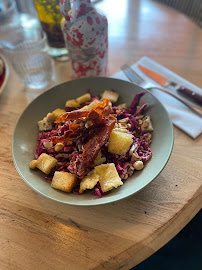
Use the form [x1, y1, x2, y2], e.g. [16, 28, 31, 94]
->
[52, 108, 66, 119]
[79, 173, 99, 193]
[94, 163, 123, 192]
[108, 131, 133, 155]
[51, 171, 77, 192]
[80, 99, 100, 111]
[46, 113, 55, 122]
[76, 93, 91, 104]
[65, 99, 80, 108]
[36, 153, 57, 175]
[101, 90, 119, 103]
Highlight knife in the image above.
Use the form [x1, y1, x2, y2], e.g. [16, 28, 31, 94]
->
[138, 64, 202, 105]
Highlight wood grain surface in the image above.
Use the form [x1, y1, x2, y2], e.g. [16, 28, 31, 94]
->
[0, 0, 202, 269]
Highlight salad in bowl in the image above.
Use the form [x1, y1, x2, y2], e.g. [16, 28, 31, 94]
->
[29, 90, 153, 198]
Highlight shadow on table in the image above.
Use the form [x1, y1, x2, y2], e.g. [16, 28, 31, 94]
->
[132, 209, 202, 270]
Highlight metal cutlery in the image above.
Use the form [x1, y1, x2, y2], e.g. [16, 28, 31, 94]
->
[121, 64, 202, 118]
[138, 64, 202, 105]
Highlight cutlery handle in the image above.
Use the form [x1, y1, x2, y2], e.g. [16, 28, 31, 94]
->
[147, 86, 202, 117]
[177, 86, 202, 105]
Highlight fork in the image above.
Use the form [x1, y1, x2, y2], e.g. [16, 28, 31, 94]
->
[121, 64, 202, 118]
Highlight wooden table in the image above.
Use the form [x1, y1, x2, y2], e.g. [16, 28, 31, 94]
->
[1, 0, 202, 269]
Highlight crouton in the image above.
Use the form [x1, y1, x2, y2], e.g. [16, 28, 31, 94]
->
[52, 108, 66, 119]
[51, 171, 77, 192]
[46, 113, 55, 122]
[94, 163, 123, 192]
[36, 153, 57, 175]
[101, 90, 119, 103]
[79, 173, 99, 194]
[65, 99, 80, 108]
[108, 131, 133, 155]
[76, 93, 91, 104]
[80, 99, 100, 111]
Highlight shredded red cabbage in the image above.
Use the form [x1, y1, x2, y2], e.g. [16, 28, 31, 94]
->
[34, 92, 152, 198]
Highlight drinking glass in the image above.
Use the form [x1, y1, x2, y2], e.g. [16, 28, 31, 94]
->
[2, 27, 53, 89]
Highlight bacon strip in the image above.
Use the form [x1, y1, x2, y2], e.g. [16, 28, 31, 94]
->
[74, 117, 116, 178]
[55, 110, 89, 123]
[51, 99, 116, 177]
[55, 99, 110, 123]
[50, 125, 85, 144]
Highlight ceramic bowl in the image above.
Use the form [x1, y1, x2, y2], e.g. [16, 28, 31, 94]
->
[12, 77, 173, 206]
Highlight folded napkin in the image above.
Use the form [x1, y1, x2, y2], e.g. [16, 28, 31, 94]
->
[112, 56, 202, 139]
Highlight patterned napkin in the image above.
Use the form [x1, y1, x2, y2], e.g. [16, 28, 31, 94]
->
[112, 56, 202, 139]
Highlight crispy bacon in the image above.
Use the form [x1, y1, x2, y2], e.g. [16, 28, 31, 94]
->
[50, 125, 85, 144]
[90, 98, 110, 119]
[69, 123, 81, 130]
[55, 110, 89, 123]
[72, 117, 116, 178]
[50, 137, 72, 144]
[55, 99, 110, 123]
[51, 99, 116, 177]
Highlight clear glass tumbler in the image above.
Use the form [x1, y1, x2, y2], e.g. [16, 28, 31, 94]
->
[2, 27, 53, 89]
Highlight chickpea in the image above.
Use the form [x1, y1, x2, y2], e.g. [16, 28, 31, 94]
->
[133, 161, 144, 170]
[55, 143, 64, 152]
[29, 160, 37, 169]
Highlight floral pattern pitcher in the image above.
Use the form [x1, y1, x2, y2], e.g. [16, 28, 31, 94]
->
[59, 0, 108, 78]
